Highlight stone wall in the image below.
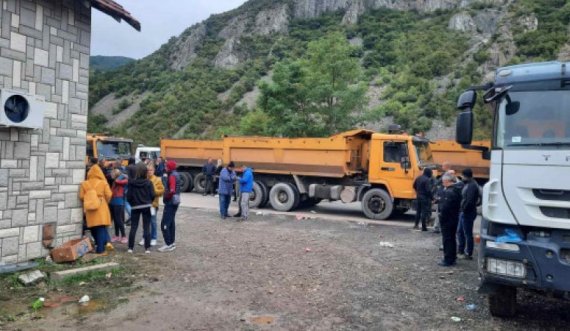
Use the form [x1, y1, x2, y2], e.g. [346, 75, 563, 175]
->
[0, 0, 90, 265]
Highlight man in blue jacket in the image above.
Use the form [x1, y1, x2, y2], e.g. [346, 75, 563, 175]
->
[218, 161, 237, 219]
[238, 166, 254, 221]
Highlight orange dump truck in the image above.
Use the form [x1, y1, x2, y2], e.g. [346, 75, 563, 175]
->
[161, 130, 436, 220]
[431, 140, 490, 184]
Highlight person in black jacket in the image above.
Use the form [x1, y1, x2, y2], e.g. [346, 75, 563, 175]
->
[127, 162, 155, 253]
[457, 168, 479, 260]
[202, 158, 216, 196]
[438, 173, 464, 266]
[413, 168, 433, 231]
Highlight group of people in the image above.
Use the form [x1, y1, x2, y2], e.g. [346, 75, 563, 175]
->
[413, 162, 480, 267]
[201, 159, 255, 222]
[80, 156, 181, 255]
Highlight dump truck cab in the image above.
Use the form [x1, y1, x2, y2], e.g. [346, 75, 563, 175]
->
[361, 133, 435, 218]
[86, 134, 133, 167]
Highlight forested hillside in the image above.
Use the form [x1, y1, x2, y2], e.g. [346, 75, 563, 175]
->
[88, 0, 570, 145]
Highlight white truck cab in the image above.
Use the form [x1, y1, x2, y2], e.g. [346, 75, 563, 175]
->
[456, 61, 570, 317]
[135, 145, 160, 163]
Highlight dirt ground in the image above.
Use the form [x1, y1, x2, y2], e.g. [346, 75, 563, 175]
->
[3, 206, 570, 331]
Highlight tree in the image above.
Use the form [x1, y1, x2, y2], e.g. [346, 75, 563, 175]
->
[257, 32, 367, 137]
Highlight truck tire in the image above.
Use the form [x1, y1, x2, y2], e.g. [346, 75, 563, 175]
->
[193, 173, 206, 193]
[180, 172, 193, 192]
[257, 181, 269, 208]
[489, 286, 517, 317]
[249, 182, 265, 208]
[362, 188, 393, 220]
[287, 183, 301, 210]
[269, 183, 299, 212]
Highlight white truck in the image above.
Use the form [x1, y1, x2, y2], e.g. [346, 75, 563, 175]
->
[456, 61, 570, 317]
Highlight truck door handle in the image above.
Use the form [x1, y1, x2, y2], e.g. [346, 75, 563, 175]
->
[381, 167, 395, 171]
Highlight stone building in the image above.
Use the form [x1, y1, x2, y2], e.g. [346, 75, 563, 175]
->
[0, 0, 139, 266]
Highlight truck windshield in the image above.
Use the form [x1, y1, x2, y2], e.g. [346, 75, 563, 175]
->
[496, 90, 570, 149]
[96, 141, 132, 159]
[413, 141, 434, 166]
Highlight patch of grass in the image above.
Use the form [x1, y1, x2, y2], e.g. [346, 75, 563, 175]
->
[55, 268, 124, 286]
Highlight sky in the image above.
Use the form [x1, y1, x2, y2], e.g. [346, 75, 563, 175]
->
[91, 0, 248, 59]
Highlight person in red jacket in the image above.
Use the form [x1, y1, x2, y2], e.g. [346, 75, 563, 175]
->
[158, 160, 181, 252]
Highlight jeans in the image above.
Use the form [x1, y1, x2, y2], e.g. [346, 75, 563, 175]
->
[205, 175, 214, 195]
[125, 201, 132, 219]
[440, 213, 459, 264]
[161, 204, 179, 246]
[151, 207, 158, 240]
[219, 194, 231, 218]
[128, 207, 151, 250]
[240, 192, 250, 219]
[91, 226, 109, 254]
[414, 197, 431, 230]
[110, 204, 126, 237]
[457, 211, 477, 256]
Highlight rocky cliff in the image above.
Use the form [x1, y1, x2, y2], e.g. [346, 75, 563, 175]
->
[89, 0, 570, 144]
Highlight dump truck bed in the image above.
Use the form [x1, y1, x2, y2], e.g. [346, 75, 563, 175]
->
[431, 140, 490, 181]
[160, 139, 224, 168]
[161, 130, 373, 178]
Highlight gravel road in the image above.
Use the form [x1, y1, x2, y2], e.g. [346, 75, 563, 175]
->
[8, 206, 570, 330]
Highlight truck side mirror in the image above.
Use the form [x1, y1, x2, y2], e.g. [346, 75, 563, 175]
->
[457, 90, 477, 110]
[456, 111, 473, 145]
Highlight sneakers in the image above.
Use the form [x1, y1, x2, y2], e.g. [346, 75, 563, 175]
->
[111, 236, 120, 243]
[461, 254, 473, 260]
[457, 253, 466, 259]
[157, 245, 170, 252]
[412, 225, 419, 231]
[158, 244, 176, 252]
[105, 243, 115, 252]
[150, 239, 157, 246]
[145, 250, 151, 254]
[127, 249, 133, 254]
[139, 239, 145, 246]
[120, 237, 128, 244]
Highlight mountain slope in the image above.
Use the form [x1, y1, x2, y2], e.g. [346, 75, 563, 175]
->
[90, 55, 135, 71]
[88, 0, 570, 145]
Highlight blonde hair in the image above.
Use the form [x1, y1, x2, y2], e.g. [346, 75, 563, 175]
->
[147, 163, 155, 171]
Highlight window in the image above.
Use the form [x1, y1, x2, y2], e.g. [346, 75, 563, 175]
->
[384, 142, 407, 163]
[496, 90, 570, 149]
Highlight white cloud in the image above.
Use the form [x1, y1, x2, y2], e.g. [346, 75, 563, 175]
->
[91, 0, 248, 59]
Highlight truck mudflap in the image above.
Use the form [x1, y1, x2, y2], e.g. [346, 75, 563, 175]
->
[479, 224, 570, 293]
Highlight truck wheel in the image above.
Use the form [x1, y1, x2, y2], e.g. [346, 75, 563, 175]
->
[489, 286, 517, 317]
[258, 181, 269, 208]
[362, 188, 393, 220]
[269, 183, 299, 212]
[193, 173, 206, 193]
[180, 173, 193, 192]
[249, 182, 265, 208]
[287, 183, 301, 210]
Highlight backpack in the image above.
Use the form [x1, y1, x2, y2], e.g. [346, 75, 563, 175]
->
[83, 181, 103, 212]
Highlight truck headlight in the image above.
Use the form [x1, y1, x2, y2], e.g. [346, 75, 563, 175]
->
[486, 241, 520, 252]
[486, 258, 526, 278]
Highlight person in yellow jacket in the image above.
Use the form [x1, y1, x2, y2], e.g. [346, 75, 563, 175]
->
[80, 164, 113, 254]
[140, 163, 165, 247]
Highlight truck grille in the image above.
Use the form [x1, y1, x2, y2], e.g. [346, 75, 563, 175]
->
[540, 207, 570, 219]
[533, 189, 570, 202]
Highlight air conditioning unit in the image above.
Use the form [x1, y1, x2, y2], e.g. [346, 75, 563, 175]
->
[0, 89, 45, 129]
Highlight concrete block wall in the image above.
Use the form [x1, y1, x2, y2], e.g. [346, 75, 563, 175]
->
[0, 0, 90, 265]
